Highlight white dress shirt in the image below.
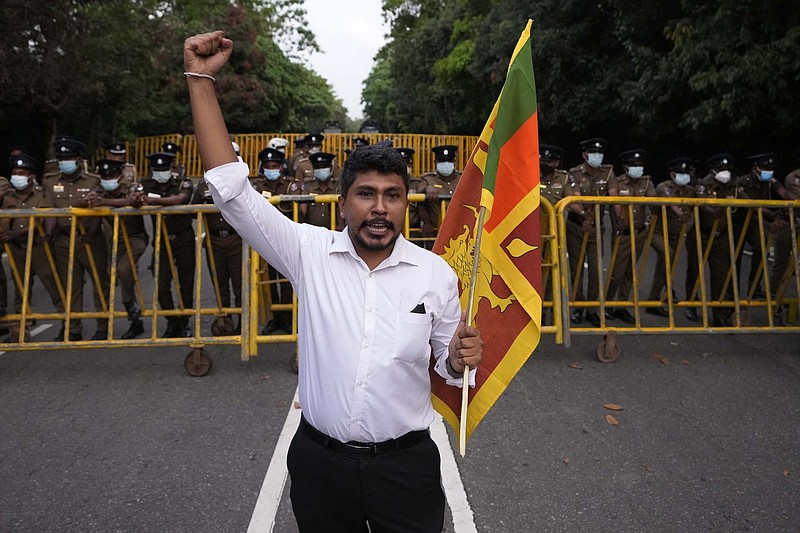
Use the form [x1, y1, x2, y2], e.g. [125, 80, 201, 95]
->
[205, 161, 472, 442]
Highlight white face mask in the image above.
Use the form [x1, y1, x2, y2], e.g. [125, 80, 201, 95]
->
[11, 174, 31, 190]
[436, 161, 455, 177]
[59, 160, 79, 175]
[587, 152, 604, 168]
[674, 173, 691, 186]
[627, 166, 644, 179]
[101, 178, 120, 191]
[714, 170, 731, 184]
[152, 170, 171, 183]
[314, 168, 332, 181]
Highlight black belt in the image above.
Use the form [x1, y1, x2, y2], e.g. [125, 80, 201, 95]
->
[299, 416, 427, 458]
[209, 229, 237, 238]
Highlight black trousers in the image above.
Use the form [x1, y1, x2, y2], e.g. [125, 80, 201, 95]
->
[287, 423, 445, 533]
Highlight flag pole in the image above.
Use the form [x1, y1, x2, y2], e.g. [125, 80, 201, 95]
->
[459, 204, 487, 456]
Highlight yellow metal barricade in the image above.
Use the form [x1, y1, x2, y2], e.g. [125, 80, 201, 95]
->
[556, 196, 800, 348]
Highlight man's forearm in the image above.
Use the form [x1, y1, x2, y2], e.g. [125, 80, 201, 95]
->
[187, 78, 237, 171]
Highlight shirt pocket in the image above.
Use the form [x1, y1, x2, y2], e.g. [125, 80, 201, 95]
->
[394, 311, 433, 364]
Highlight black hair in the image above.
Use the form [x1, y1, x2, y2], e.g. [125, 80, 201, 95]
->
[339, 145, 409, 197]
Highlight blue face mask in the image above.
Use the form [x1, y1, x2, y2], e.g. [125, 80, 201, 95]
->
[627, 166, 644, 179]
[152, 170, 171, 184]
[587, 153, 604, 168]
[759, 170, 774, 182]
[11, 174, 31, 190]
[101, 178, 120, 192]
[314, 168, 332, 181]
[58, 160, 79, 175]
[436, 161, 455, 177]
[263, 169, 281, 181]
[674, 173, 691, 186]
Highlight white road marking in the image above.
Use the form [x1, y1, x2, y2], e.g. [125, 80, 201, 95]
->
[247, 388, 301, 533]
[247, 391, 476, 532]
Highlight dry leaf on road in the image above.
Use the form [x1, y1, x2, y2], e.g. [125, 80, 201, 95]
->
[568, 362, 583, 370]
[603, 403, 624, 411]
[605, 414, 620, 426]
[563, 457, 570, 465]
[654, 352, 670, 365]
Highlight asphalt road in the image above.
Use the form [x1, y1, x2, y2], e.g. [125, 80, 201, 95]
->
[1, 330, 798, 533]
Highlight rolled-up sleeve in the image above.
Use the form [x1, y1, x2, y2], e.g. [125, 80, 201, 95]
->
[204, 161, 305, 284]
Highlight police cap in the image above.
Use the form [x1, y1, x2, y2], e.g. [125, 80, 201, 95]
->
[309, 152, 336, 167]
[352, 137, 370, 148]
[106, 142, 126, 155]
[706, 153, 735, 170]
[97, 159, 125, 177]
[667, 157, 694, 173]
[580, 138, 608, 153]
[258, 147, 285, 162]
[305, 133, 325, 145]
[10, 154, 38, 171]
[396, 147, 415, 163]
[432, 145, 457, 162]
[54, 137, 86, 158]
[539, 144, 563, 161]
[747, 152, 777, 169]
[147, 152, 176, 171]
[162, 142, 182, 154]
[375, 139, 394, 148]
[619, 149, 647, 163]
[293, 136, 307, 147]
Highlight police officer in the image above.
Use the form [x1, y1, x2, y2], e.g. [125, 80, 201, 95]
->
[396, 147, 421, 236]
[606, 149, 656, 324]
[0, 154, 63, 342]
[300, 152, 340, 229]
[539, 145, 578, 324]
[691, 154, 746, 326]
[295, 133, 334, 181]
[103, 141, 138, 184]
[254, 147, 304, 335]
[44, 137, 111, 341]
[87, 159, 149, 339]
[288, 135, 308, 175]
[735, 153, 795, 300]
[646, 157, 696, 317]
[140, 152, 195, 338]
[417, 145, 462, 246]
[162, 142, 187, 180]
[268, 137, 291, 176]
[352, 137, 370, 151]
[567, 138, 614, 327]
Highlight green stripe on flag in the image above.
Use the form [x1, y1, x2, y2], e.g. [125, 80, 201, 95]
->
[483, 36, 537, 194]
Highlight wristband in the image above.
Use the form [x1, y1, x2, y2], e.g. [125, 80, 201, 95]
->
[183, 72, 216, 83]
[446, 357, 463, 377]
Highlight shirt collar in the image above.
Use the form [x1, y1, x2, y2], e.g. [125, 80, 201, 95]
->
[331, 228, 420, 269]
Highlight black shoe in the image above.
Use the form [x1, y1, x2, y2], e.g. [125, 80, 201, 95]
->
[686, 308, 698, 322]
[570, 309, 584, 324]
[68, 332, 83, 341]
[121, 320, 144, 340]
[604, 309, 616, 321]
[125, 301, 141, 321]
[162, 321, 177, 338]
[586, 312, 601, 327]
[54, 328, 65, 342]
[0, 304, 6, 318]
[752, 287, 766, 299]
[646, 306, 669, 317]
[174, 325, 192, 338]
[90, 330, 108, 341]
[262, 319, 289, 335]
[617, 309, 636, 324]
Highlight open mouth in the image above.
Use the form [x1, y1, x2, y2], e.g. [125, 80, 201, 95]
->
[362, 219, 393, 236]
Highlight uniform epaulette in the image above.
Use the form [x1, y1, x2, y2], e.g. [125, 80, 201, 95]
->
[43, 170, 61, 180]
[84, 170, 101, 180]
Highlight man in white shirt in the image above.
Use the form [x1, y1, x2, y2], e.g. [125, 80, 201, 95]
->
[184, 31, 483, 532]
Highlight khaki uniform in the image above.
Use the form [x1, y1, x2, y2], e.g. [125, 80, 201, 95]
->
[121, 163, 138, 184]
[735, 172, 790, 296]
[692, 175, 746, 324]
[44, 168, 110, 336]
[566, 163, 613, 309]
[0, 176, 10, 310]
[303, 178, 340, 229]
[1, 185, 64, 335]
[539, 170, 575, 319]
[417, 170, 462, 239]
[99, 176, 148, 310]
[648, 180, 695, 302]
[251, 175, 304, 329]
[607, 173, 656, 303]
[141, 175, 195, 329]
[288, 152, 308, 176]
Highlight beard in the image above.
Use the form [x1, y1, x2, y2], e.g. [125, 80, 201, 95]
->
[348, 218, 401, 251]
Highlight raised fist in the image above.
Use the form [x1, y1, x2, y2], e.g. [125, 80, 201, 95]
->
[183, 30, 234, 77]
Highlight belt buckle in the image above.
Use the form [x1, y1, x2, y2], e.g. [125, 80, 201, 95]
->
[168, 234, 176, 241]
[346, 441, 377, 457]
[218, 230, 229, 238]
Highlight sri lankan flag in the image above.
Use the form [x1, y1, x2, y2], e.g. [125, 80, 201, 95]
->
[430, 20, 541, 440]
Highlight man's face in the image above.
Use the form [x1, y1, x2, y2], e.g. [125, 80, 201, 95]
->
[338, 170, 408, 259]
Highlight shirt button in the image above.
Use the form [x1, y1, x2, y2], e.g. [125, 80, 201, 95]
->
[357, 381, 363, 386]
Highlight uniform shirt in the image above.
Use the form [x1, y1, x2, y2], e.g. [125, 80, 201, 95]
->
[304, 178, 340, 229]
[785, 168, 800, 197]
[568, 162, 613, 225]
[654, 179, 695, 234]
[43, 168, 101, 233]
[418, 170, 462, 228]
[98, 175, 148, 238]
[0, 176, 10, 202]
[695, 174, 746, 233]
[204, 161, 469, 443]
[609, 173, 656, 230]
[539, 169, 575, 206]
[191, 179, 239, 238]
[736, 171, 790, 222]
[1, 184, 53, 240]
[121, 163, 138, 184]
[140, 175, 194, 234]
[253, 173, 304, 219]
